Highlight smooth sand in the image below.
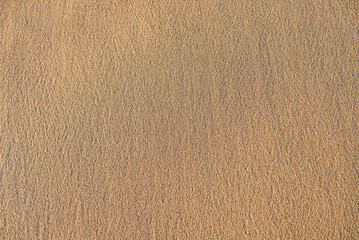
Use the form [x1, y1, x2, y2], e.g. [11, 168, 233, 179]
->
[0, 1, 358, 239]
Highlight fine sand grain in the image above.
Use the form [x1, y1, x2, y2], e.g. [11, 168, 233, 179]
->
[0, 1, 358, 239]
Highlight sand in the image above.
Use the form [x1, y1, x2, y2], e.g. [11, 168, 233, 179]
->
[0, 0, 358, 239]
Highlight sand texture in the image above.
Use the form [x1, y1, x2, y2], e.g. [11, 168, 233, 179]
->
[0, 0, 358, 239]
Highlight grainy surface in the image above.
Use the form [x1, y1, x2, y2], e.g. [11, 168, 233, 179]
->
[0, 1, 358, 239]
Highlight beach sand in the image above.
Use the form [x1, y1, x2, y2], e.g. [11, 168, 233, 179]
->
[0, 1, 358, 239]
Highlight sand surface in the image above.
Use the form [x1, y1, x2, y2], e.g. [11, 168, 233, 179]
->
[0, 1, 358, 239]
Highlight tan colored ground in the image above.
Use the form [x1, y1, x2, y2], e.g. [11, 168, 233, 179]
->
[0, 1, 358, 239]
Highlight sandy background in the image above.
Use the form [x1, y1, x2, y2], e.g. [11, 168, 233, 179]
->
[0, 0, 358, 239]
